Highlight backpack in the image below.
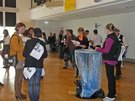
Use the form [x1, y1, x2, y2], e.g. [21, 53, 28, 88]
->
[114, 39, 125, 61]
[114, 42, 122, 60]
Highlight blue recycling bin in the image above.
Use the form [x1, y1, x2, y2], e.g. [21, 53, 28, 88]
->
[75, 49, 102, 98]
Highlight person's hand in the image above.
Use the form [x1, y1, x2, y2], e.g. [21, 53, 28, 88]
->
[4, 54, 8, 58]
[95, 47, 100, 50]
[90, 45, 95, 49]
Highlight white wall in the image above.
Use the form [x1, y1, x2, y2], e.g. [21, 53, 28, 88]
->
[60, 11, 135, 59]
[16, 0, 35, 27]
[30, 0, 118, 20]
[35, 20, 61, 37]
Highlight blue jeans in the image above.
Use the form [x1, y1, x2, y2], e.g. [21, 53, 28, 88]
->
[28, 68, 42, 101]
[69, 49, 75, 67]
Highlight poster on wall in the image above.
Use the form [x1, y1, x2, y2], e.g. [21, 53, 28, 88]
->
[64, 0, 76, 11]
[46, 0, 63, 7]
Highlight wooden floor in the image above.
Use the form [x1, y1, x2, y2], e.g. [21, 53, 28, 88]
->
[0, 52, 135, 101]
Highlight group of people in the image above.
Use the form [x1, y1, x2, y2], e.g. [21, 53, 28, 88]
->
[0, 22, 128, 101]
[57, 23, 128, 101]
[0, 22, 48, 101]
[58, 27, 102, 77]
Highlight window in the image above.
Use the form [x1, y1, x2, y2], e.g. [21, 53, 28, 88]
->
[5, 12, 16, 26]
[0, 0, 2, 7]
[0, 12, 3, 26]
[5, 0, 16, 8]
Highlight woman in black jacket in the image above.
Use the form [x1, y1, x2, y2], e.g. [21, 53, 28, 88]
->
[23, 28, 48, 101]
[96, 23, 118, 101]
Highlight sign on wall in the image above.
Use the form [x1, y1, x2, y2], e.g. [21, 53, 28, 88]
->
[64, 0, 76, 11]
[46, 0, 63, 7]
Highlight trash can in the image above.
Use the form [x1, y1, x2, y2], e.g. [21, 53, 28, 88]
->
[75, 49, 102, 98]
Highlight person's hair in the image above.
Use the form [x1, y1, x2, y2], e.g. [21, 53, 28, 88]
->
[34, 28, 42, 37]
[69, 29, 73, 35]
[28, 27, 34, 32]
[85, 30, 89, 33]
[3, 29, 9, 37]
[106, 23, 115, 31]
[113, 28, 120, 32]
[66, 29, 70, 32]
[53, 33, 56, 36]
[22, 30, 29, 37]
[93, 29, 98, 34]
[60, 29, 64, 34]
[78, 27, 84, 32]
[15, 22, 26, 32]
[42, 32, 46, 37]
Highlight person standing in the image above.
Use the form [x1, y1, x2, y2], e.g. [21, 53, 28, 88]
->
[58, 29, 64, 58]
[89, 29, 102, 48]
[76, 27, 89, 49]
[117, 31, 128, 68]
[0, 29, 10, 68]
[85, 30, 90, 36]
[52, 33, 56, 51]
[66, 29, 76, 68]
[9, 22, 26, 100]
[75, 27, 89, 77]
[0, 29, 10, 86]
[48, 32, 54, 52]
[95, 23, 119, 101]
[114, 28, 127, 80]
[42, 32, 47, 44]
[62, 29, 69, 69]
[23, 28, 48, 101]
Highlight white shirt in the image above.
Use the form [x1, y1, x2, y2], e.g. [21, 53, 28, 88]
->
[22, 36, 30, 45]
[90, 34, 102, 46]
[3, 35, 10, 45]
[122, 36, 128, 47]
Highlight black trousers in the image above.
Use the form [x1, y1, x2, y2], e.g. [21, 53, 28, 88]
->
[115, 61, 122, 76]
[105, 63, 116, 98]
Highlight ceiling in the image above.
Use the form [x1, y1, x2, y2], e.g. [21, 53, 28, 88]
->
[40, 0, 135, 22]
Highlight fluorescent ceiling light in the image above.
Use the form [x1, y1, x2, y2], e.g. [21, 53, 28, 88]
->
[44, 21, 49, 24]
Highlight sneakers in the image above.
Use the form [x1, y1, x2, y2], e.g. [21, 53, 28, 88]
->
[103, 97, 115, 101]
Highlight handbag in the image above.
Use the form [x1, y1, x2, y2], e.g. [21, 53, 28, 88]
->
[8, 55, 17, 66]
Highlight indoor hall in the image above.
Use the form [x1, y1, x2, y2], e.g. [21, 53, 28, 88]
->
[0, 0, 135, 101]
[0, 53, 135, 101]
